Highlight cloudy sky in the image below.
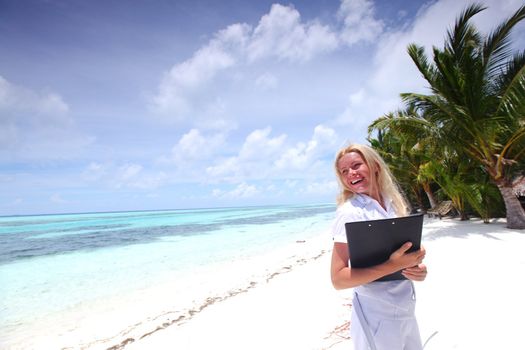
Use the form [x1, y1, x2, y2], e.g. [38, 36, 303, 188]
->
[1, 0, 524, 215]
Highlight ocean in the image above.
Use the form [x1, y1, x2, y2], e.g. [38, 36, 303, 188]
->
[0, 203, 335, 349]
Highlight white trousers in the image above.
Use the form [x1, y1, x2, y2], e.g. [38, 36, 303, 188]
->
[351, 280, 423, 350]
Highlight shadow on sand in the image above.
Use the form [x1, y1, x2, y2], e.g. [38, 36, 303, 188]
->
[422, 218, 508, 242]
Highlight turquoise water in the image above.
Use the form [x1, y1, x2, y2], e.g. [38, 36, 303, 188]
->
[0, 203, 335, 348]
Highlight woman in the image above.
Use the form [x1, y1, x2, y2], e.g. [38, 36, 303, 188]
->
[330, 144, 427, 350]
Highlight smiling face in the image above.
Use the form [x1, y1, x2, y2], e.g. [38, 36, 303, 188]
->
[337, 151, 372, 196]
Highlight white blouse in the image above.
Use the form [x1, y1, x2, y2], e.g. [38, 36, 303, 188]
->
[331, 193, 415, 305]
[332, 193, 397, 243]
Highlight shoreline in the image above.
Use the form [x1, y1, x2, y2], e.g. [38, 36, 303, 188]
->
[125, 232, 350, 350]
[107, 245, 330, 350]
[126, 217, 525, 350]
[3, 216, 524, 349]
[1, 228, 336, 350]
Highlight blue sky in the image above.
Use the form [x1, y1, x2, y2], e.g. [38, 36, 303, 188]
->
[1, 0, 524, 215]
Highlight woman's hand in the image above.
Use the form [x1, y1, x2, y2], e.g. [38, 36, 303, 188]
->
[388, 242, 426, 271]
[402, 263, 428, 281]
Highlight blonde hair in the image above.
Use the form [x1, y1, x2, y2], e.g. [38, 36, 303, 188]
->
[334, 143, 409, 216]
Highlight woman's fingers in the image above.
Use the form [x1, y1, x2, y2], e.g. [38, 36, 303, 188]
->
[391, 242, 413, 259]
[390, 243, 426, 270]
[402, 264, 428, 281]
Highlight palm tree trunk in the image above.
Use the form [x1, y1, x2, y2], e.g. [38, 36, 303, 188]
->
[451, 196, 468, 220]
[496, 184, 525, 229]
[422, 182, 437, 209]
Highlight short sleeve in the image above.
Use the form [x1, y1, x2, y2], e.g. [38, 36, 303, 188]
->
[331, 209, 348, 243]
[331, 202, 362, 243]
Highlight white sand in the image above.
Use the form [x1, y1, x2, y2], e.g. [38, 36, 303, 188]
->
[121, 233, 349, 350]
[123, 217, 525, 350]
[416, 218, 525, 350]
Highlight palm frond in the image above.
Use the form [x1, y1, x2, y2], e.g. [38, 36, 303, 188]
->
[445, 3, 486, 58]
[484, 5, 525, 79]
[431, 48, 464, 103]
[495, 51, 525, 121]
[400, 93, 475, 136]
[500, 126, 525, 161]
[407, 44, 436, 87]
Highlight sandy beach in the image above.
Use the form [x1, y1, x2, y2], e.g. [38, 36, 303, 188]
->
[121, 217, 525, 350]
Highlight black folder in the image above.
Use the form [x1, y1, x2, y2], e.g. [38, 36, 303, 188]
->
[344, 213, 424, 281]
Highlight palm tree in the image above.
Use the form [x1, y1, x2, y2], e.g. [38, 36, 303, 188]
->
[378, 3, 525, 228]
[467, 167, 506, 223]
[368, 127, 427, 211]
[369, 108, 439, 211]
[421, 154, 482, 221]
[371, 107, 506, 221]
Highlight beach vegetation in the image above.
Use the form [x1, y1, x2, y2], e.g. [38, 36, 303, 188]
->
[369, 3, 525, 229]
[368, 109, 438, 212]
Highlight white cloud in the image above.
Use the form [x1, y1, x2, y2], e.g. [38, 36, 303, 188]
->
[118, 164, 143, 181]
[171, 128, 227, 162]
[275, 125, 338, 170]
[150, 0, 525, 137]
[113, 163, 167, 190]
[255, 72, 278, 90]
[152, 23, 251, 118]
[151, 1, 382, 122]
[0, 123, 17, 149]
[206, 157, 240, 179]
[50, 194, 67, 204]
[200, 124, 340, 192]
[38, 92, 69, 116]
[205, 127, 287, 182]
[349, 89, 365, 105]
[129, 172, 168, 190]
[155, 127, 234, 183]
[82, 162, 167, 190]
[169, 42, 234, 88]
[82, 162, 107, 181]
[239, 127, 286, 160]
[337, 0, 384, 45]
[300, 180, 339, 195]
[212, 182, 259, 199]
[211, 188, 223, 197]
[0, 75, 70, 132]
[247, 4, 338, 62]
[0, 75, 94, 161]
[285, 179, 298, 189]
[0, 76, 69, 116]
[194, 117, 238, 132]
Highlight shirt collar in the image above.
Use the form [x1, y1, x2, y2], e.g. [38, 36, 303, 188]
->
[352, 193, 395, 214]
[353, 193, 371, 206]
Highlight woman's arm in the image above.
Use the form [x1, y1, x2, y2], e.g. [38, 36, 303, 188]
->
[330, 242, 426, 290]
